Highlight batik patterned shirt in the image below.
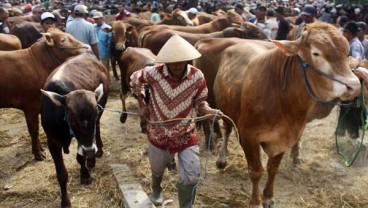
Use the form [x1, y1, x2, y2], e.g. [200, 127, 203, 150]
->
[130, 64, 208, 153]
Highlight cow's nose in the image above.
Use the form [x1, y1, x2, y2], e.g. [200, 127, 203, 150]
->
[115, 42, 125, 51]
[345, 77, 361, 98]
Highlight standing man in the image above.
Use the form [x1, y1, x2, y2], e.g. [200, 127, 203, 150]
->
[0, 7, 9, 33]
[93, 11, 112, 76]
[186, 8, 199, 26]
[130, 35, 223, 208]
[116, 4, 131, 20]
[275, 6, 290, 40]
[66, 4, 100, 60]
[357, 22, 368, 60]
[254, 6, 272, 39]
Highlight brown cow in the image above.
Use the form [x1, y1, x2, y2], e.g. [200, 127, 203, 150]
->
[213, 22, 360, 207]
[0, 28, 90, 161]
[110, 21, 139, 80]
[10, 21, 42, 48]
[41, 53, 109, 208]
[194, 38, 275, 148]
[141, 22, 267, 55]
[0, 33, 22, 50]
[119, 47, 156, 124]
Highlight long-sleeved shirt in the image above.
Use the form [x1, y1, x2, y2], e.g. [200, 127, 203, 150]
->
[130, 64, 208, 153]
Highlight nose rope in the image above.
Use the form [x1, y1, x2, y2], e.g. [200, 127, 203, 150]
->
[297, 56, 358, 107]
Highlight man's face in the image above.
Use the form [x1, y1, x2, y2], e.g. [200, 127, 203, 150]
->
[167, 62, 187, 78]
[188, 13, 196, 20]
[256, 9, 266, 20]
[41, 19, 55, 32]
[358, 29, 366, 38]
[119, 5, 125, 12]
[94, 18, 103, 25]
[302, 14, 314, 23]
[0, 9, 9, 20]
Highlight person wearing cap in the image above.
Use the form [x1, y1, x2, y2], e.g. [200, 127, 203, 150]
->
[337, 21, 366, 139]
[93, 11, 113, 77]
[234, 3, 252, 21]
[254, 6, 272, 39]
[66, 4, 100, 60]
[150, 7, 161, 23]
[130, 35, 223, 208]
[357, 22, 368, 59]
[186, 7, 199, 26]
[40, 11, 56, 32]
[300, 5, 317, 24]
[23, 3, 32, 16]
[0, 7, 9, 33]
[275, 6, 290, 40]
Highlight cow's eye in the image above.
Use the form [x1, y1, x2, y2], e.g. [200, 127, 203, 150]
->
[312, 52, 320, 56]
[60, 38, 66, 42]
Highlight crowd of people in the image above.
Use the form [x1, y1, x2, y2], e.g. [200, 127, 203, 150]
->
[2, 0, 368, 207]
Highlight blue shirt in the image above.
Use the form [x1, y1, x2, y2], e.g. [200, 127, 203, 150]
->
[66, 18, 98, 45]
[95, 23, 112, 59]
[349, 37, 365, 60]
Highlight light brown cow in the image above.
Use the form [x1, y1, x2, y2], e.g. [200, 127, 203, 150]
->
[141, 22, 267, 55]
[0, 33, 22, 50]
[0, 28, 90, 161]
[119, 47, 156, 124]
[213, 22, 360, 207]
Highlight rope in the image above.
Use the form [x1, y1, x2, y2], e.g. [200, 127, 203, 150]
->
[335, 81, 367, 167]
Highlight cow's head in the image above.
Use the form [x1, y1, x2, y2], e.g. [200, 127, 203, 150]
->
[227, 10, 244, 25]
[172, 9, 193, 26]
[41, 28, 91, 62]
[111, 21, 127, 51]
[272, 22, 361, 102]
[41, 84, 104, 169]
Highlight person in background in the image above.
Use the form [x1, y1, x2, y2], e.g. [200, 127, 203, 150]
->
[295, 5, 316, 25]
[40, 11, 56, 32]
[116, 4, 131, 20]
[357, 22, 368, 59]
[150, 7, 161, 23]
[234, 4, 248, 21]
[0, 7, 9, 33]
[337, 21, 366, 139]
[254, 6, 272, 39]
[66, 4, 100, 60]
[266, 8, 278, 40]
[23, 3, 32, 16]
[130, 35, 223, 208]
[275, 6, 290, 40]
[319, 6, 331, 23]
[93, 11, 113, 76]
[186, 7, 199, 26]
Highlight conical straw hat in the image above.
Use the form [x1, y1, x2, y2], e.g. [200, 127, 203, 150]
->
[156, 35, 201, 63]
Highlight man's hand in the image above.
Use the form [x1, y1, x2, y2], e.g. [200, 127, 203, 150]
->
[354, 67, 368, 82]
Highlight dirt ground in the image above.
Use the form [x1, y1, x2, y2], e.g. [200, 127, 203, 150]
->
[1, 79, 368, 208]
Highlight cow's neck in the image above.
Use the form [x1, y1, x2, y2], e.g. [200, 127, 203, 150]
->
[30, 42, 66, 71]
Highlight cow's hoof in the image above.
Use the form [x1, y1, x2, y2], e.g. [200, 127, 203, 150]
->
[120, 113, 127, 124]
[292, 158, 304, 167]
[81, 176, 93, 185]
[61, 199, 71, 208]
[96, 149, 103, 158]
[262, 198, 275, 208]
[34, 152, 46, 161]
[216, 160, 227, 169]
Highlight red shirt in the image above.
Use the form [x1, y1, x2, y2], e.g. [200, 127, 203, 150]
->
[130, 64, 208, 153]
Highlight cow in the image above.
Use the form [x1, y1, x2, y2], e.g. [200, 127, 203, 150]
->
[10, 21, 42, 48]
[41, 53, 109, 208]
[110, 21, 139, 80]
[119, 47, 156, 125]
[0, 33, 22, 50]
[0, 28, 90, 161]
[194, 38, 275, 149]
[141, 22, 267, 55]
[212, 22, 361, 207]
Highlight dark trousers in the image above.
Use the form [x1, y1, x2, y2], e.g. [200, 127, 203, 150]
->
[337, 105, 363, 138]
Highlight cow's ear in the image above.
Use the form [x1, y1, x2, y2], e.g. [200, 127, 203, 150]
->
[94, 84, 104, 102]
[271, 40, 298, 56]
[41, 33, 55, 46]
[233, 27, 242, 36]
[41, 89, 65, 106]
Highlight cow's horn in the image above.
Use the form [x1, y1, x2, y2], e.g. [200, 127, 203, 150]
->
[41, 32, 55, 46]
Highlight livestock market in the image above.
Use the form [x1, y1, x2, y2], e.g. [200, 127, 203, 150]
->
[1, 0, 368, 207]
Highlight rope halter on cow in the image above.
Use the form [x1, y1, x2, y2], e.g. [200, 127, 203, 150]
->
[297, 55, 359, 107]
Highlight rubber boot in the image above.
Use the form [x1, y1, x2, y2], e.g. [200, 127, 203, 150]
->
[150, 175, 163, 206]
[178, 183, 197, 208]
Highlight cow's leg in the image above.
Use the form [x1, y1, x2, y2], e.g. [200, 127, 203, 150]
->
[262, 152, 285, 208]
[119, 91, 128, 123]
[95, 119, 104, 158]
[76, 154, 93, 185]
[242, 139, 263, 208]
[290, 141, 303, 166]
[48, 138, 71, 208]
[110, 56, 119, 80]
[202, 120, 213, 151]
[24, 109, 45, 161]
[216, 121, 232, 169]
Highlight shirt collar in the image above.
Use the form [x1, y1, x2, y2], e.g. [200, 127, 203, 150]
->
[162, 64, 193, 80]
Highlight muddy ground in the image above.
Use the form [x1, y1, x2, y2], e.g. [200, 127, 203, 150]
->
[1, 79, 368, 208]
